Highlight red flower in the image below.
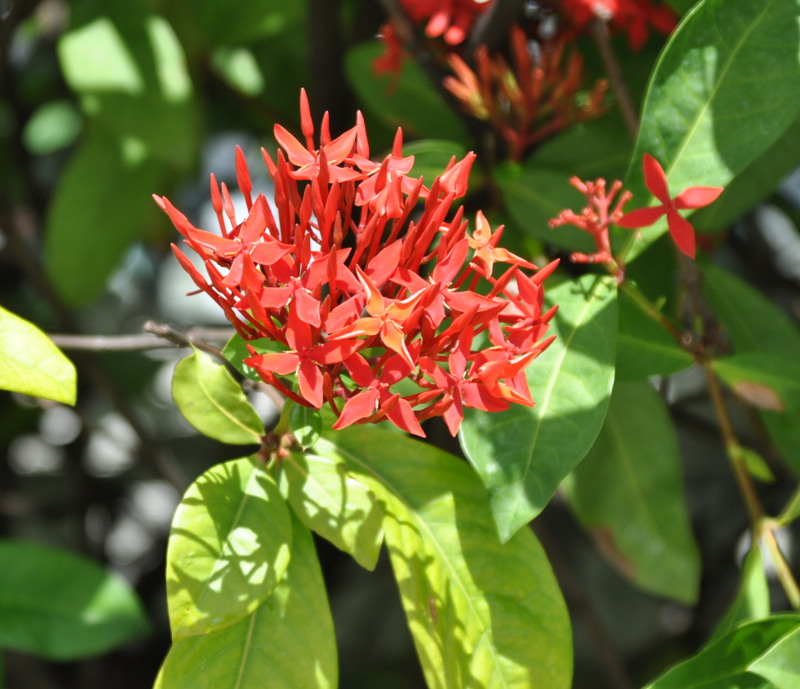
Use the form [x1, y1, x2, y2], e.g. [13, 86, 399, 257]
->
[617, 154, 723, 258]
[401, 0, 493, 45]
[156, 90, 558, 437]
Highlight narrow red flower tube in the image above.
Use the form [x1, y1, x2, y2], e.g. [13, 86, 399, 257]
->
[157, 90, 558, 437]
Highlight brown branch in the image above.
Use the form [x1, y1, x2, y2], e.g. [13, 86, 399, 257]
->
[589, 18, 638, 139]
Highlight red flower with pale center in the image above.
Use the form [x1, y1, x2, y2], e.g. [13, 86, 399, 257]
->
[617, 153, 723, 259]
[156, 90, 558, 437]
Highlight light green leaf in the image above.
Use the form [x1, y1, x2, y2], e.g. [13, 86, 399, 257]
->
[615, 287, 693, 380]
[0, 306, 76, 405]
[345, 43, 471, 145]
[749, 626, 800, 688]
[565, 381, 700, 603]
[0, 540, 149, 660]
[644, 616, 800, 689]
[222, 334, 283, 383]
[289, 404, 322, 450]
[327, 427, 573, 689]
[172, 350, 263, 445]
[279, 447, 384, 570]
[710, 547, 770, 643]
[460, 274, 617, 541]
[625, 0, 800, 258]
[166, 457, 292, 641]
[156, 513, 336, 689]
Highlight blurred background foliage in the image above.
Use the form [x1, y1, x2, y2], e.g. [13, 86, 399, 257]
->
[1, 0, 799, 687]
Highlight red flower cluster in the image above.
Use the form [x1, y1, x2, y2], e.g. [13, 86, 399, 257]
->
[156, 91, 558, 438]
[444, 27, 607, 161]
[401, 0, 493, 45]
[560, 0, 677, 50]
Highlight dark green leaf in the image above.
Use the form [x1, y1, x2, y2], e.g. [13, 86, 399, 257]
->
[616, 287, 693, 380]
[326, 427, 573, 689]
[0, 306, 76, 405]
[0, 540, 149, 660]
[166, 457, 292, 640]
[44, 125, 164, 305]
[172, 350, 263, 445]
[710, 547, 770, 643]
[565, 380, 700, 602]
[702, 263, 800, 356]
[279, 447, 384, 570]
[626, 0, 800, 258]
[345, 43, 471, 145]
[713, 354, 800, 413]
[403, 139, 469, 184]
[460, 274, 617, 541]
[157, 513, 336, 689]
[58, 6, 198, 167]
[644, 616, 800, 689]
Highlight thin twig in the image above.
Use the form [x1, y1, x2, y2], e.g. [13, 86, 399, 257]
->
[50, 326, 234, 353]
[589, 18, 638, 139]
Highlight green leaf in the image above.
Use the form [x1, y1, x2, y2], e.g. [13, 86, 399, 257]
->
[0, 540, 149, 660]
[494, 118, 631, 253]
[713, 354, 800, 413]
[44, 124, 164, 305]
[404, 139, 469, 184]
[279, 447, 384, 570]
[702, 263, 800, 357]
[710, 547, 770, 643]
[172, 350, 263, 445]
[289, 404, 322, 450]
[58, 6, 198, 167]
[694, 117, 800, 234]
[0, 306, 76, 405]
[749, 626, 800, 688]
[345, 42, 471, 145]
[166, 457, 292, 641]
[615, 287, 693, 380]
[644, 616, 800, 689]
[222, 334, 283, 383]
[460, 274, 617, 541]
[326, 427, 573, 689]
[564, 381, 700, 602]
[22, 100, 83, 155]
[626, 0, 800, 258]
[156, 513, 336, 689]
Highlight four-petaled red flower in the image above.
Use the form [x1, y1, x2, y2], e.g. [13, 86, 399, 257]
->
[617, 153, 724, 259]
[156, 89, 558, 438]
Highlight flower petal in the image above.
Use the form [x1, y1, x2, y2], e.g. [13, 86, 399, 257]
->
[666, 210, 696, 258]
[642, 153, 671, 203]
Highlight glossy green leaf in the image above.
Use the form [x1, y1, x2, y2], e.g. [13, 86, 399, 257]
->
[326, 427, 572, 689]
[710, 547, 770, 643]
[749, 626, 800, 688]
[223, 334, 283, 383]
[157, 513, 336, 689]
[166, 457, 292, 641]
[172, 350, 263, 445]
[694, 117, 800, 234]
[615, 287, 693, 380]
[58, 6, 198, 167]
[289, 404, 322, 450]
[0, 540, 149, 659]
[565, 381, 700, 602]
[345, 43, 471, 145]
[0, 306, 76, 405]
[44, 125, 164, 305]
[644, 616, 800, 689]
[494, 118, 631, 252]
[702, 263, 800, 356]
[460, 274, 617, 541]
[626, 0, 800, 258]
[279, 447, 384, 570]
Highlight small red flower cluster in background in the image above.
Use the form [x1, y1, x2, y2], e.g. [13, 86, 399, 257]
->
[551, 153, 724, 277]
[444, 26, 608, 161]
[156, 91, 559, 438]
[560, 0, 677, 51]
